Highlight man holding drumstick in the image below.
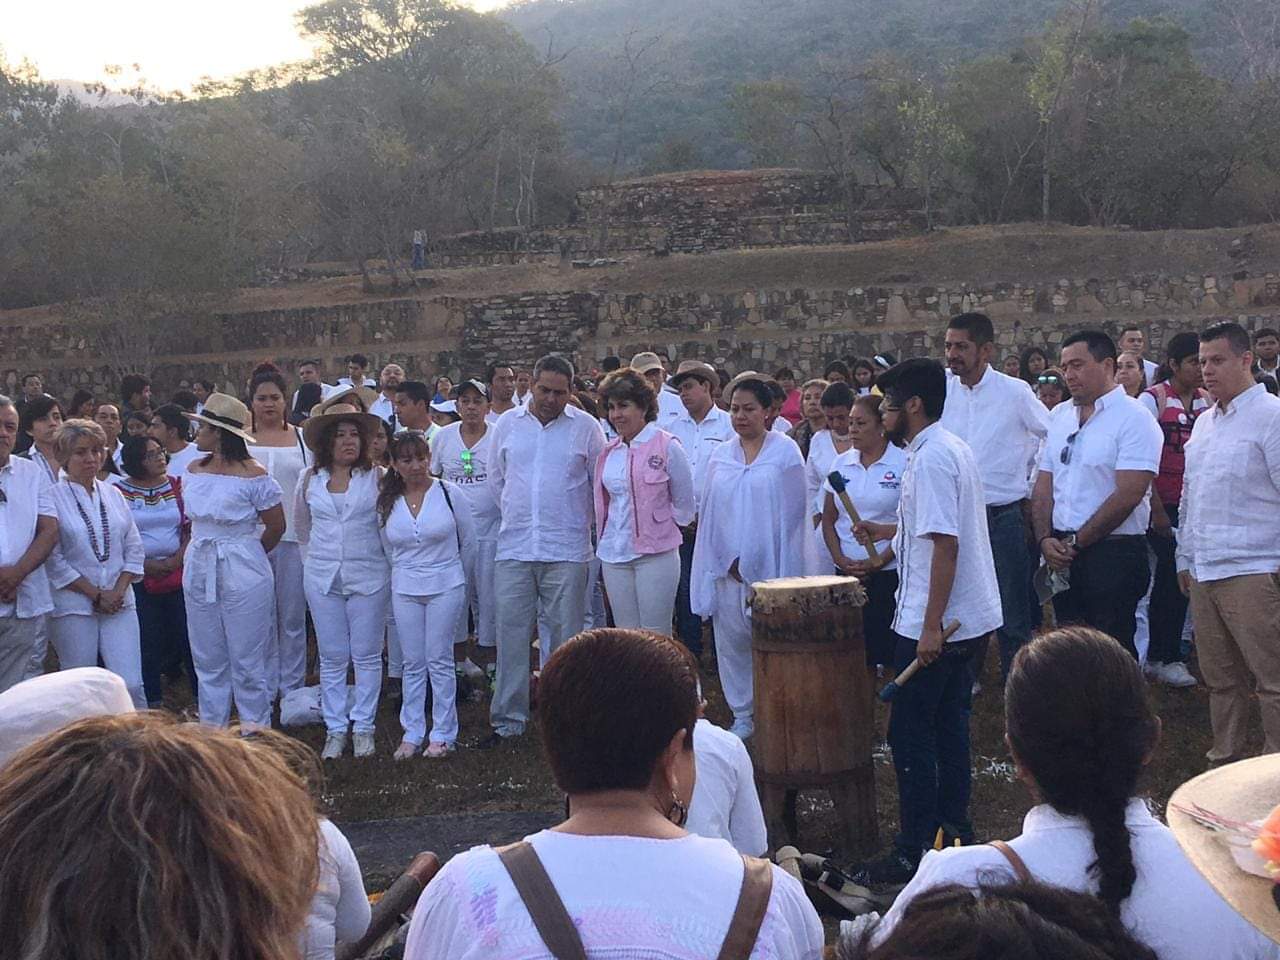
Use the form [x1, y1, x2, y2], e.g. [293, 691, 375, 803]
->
[847, 359, 1002, 888]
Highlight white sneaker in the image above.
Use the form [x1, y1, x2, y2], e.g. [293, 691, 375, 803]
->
[729, 718, 754, 741]
[1158, 662, 1198, 688]
[352, 733, 376, 758]
[1143, 660, 1162, 680]
[320, 734, 347, 760]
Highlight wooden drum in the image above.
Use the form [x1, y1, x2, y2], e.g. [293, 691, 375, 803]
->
[750, 574, 878, 855]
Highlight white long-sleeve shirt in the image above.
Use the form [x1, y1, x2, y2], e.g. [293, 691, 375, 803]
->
[379, 481, 476, 597]
[302, 819, 371, 960]
[294, 467, 389, 597]
[665, 404, 735, 513]
[489, 403, 605, 564]
[46, 477, 145, 616]
[1177, 383, 1280, 582]
[596, 424, 696, 564]
[941, 366, 1050, 506]
[687, 718, 768, 856]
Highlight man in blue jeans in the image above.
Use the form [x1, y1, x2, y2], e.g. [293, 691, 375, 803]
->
[941, 312, 1050, 682]
[848, 359, 1003, 887]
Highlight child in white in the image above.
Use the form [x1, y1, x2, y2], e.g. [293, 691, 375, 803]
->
[380, 433, 477, 759]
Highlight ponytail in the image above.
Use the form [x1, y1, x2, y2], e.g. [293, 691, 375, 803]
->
[376, 465, 405, 528]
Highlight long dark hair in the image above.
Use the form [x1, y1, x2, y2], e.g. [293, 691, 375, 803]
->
[1005, 628, 1159, 916]
[1018, 346, 1049, 384]
[376, 432, 432, 526]
[197, 428, 252, 467]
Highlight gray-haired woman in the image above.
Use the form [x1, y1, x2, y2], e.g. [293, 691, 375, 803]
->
[44, 419, 146, 707]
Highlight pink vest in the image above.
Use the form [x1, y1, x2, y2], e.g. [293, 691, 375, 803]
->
[593, 429, 684, 556]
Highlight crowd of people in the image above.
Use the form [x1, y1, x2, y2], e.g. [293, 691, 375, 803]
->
[2, 315, 1280, 958]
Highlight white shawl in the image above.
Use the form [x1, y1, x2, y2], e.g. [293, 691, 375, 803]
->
[691, 431, 812, 617]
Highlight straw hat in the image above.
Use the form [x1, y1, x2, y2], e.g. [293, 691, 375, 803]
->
[326, 385, 379, 412]
[723, 370, 769, 398]
[1168, 754, 1280, 944]
[629, 351, 665, 375]
[302, 393, 384, 452]
[184, 392, 257, 444]
[670, 360, 718, 388]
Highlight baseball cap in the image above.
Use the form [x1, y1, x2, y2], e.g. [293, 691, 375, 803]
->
[455, 379, 489, 400]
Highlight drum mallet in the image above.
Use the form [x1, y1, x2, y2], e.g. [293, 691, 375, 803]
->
[826, 471, 879, 562]
[878, 621, 962, 703]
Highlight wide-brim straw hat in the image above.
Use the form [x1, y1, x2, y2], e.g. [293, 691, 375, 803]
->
[1168, 754, 1280, 944]
[184, 392, 257, 444]
[327, 385, 380, 412]
[302, 394, 384, 452]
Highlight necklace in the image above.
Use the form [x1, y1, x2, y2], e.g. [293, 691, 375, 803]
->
[71, 481, 111, 563]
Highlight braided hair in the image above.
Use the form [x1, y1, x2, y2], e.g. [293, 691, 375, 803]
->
[1005, 627, 1159, 916]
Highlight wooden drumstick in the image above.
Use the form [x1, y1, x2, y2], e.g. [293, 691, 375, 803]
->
[826, 471, 879, 562]
[878, 621, 963, 703]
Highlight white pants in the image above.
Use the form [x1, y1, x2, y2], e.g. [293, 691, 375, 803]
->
[1134, 544, 1156, 664]
[22, 614, 48, 680]
[267, 542, 308, 698]
[307, 584, 389, 736]
[185, 539, 275, 728]
[601, 548, 681, 634]
[49, 610, 146, 709]
[455, 538, 498, 648]
[713, 577, 753, 723]
[585, 556, 607, 629]
[394, 588, 466, 746]
[386, 613, 403, 679]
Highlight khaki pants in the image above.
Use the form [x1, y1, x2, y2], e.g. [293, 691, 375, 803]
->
[1189, 573, 1280, 762]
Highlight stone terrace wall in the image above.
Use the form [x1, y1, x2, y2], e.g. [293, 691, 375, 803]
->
[431, 170, 926, 266]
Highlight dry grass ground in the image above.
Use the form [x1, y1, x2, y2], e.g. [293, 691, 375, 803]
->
[278, 636, 1239, 870]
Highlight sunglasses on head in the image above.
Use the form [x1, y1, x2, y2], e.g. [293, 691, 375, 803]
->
[1038, 375, 1063, 385]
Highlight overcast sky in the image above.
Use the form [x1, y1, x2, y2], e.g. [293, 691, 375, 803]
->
[2, 0, 509, 93]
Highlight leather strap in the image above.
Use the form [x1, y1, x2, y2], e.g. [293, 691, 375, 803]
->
[989, 840, 1032, 883]
[715, 856, 774, 960]
[497, 842, 588, 960]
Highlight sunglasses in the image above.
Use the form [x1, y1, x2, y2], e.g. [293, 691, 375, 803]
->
[1060, 430, 1079, 465]
[1037, 375, 1063, 385]
[460, 449, 474, 478]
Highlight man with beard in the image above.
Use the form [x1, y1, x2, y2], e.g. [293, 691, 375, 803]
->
[848, 358, 1001, 887]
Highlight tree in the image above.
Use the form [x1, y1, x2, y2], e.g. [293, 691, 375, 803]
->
[898, 81, 963, 228]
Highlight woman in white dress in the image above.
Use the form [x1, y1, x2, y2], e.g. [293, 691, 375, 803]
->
[248, 365, 312, 702]
[182, 394, 285, 729]
[691, 377, 810, 740]
[44, 419, 146, 707]
[378, 432, 477, 760]
[294, 396, 389, 760]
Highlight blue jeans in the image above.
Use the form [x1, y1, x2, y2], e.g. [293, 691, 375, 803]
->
[888, 633, 978, 858]
[675, 530, 704, 656]
[132, 583, 196, 708]
[987, 502, 1033, 680]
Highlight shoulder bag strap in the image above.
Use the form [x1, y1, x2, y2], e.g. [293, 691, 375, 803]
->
[496, 842, 588, 960]
[715, 856, 774, 960]
[170, 475, 188, 530]
[988, 840, 1033, 883]
[437, 480, 463, 554]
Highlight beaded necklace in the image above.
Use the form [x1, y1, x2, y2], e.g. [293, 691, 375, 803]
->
[71, 480, 111, 563]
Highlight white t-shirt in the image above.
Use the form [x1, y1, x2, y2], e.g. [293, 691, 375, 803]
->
[822, 444, 908, 570]
[302, 819, 370, 960]
[430, 422, 500, 541]
[405, 831, 824, 960]
[876, 800, 1280, 960]
[164, 442, 202, 476]
[891, 423, 1002, 642]
[687, 718, 768, 856]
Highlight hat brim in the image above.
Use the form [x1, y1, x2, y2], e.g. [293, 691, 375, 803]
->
[301, 410, 385, 453]
[670, 370, 715, 387]
[183, 411, 258, 445]
[1168, 754, 1280, 944]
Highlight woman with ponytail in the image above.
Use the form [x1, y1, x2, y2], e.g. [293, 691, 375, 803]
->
[872, 626, 1278, 960]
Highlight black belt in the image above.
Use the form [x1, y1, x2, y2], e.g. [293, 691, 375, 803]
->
[1053, 531, 1145, 544]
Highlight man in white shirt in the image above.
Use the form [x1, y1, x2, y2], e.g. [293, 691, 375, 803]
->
[369, 363, 404, 427]
[1033, 330, 1163, 660]
[942, 312, 1050, 681]
[666, 361, 734, 658]
[393, 380, 439, 445]
[687, 712, 768, 856]
[1119, 326, 1160, 385]
[1254, 328, 1279, 389]
[484, 362, 519, 423]
[336, 354, 378, 390]
[481, 355, 606, 746]
[147, 404, 201, 475]
[629, 351, 685, 425]
[1177, 321, 1280, 763]
[0, 395, 59, 693]
[512, 368, 533, 408]
[850, 359, 1001, 886]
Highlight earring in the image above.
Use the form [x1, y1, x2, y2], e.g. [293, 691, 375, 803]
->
[666, 792, 688, 827]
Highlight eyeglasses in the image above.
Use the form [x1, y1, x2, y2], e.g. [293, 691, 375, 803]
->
[1060, 430, 1079, 465]
[460, 449, 474, 478]
[143, 450, 168, 462]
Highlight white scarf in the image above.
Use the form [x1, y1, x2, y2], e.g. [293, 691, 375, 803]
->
[691, 431, 812, 617]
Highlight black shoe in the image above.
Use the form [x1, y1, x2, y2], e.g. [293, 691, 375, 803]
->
[848, 850, 919, 889]
[471, 731, 515, 750]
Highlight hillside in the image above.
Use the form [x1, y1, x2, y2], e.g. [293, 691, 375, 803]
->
[501, 0, 1229, 172]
